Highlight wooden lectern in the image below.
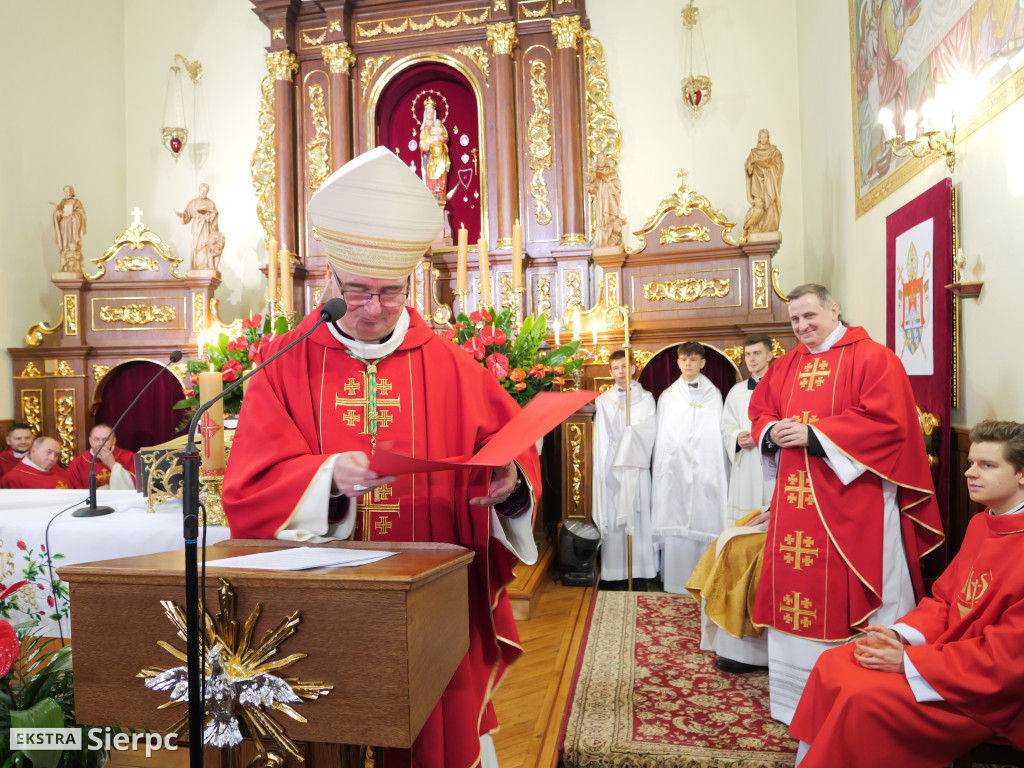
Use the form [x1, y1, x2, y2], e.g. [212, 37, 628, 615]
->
[59, 540, 473, 752]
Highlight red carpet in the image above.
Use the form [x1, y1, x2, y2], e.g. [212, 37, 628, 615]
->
[563, 592, 796, 767]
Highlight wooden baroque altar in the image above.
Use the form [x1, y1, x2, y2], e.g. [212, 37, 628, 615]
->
[8, 219, 212, 463]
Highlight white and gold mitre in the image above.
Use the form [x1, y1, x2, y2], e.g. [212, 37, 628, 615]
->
[307, 146, 442, 279]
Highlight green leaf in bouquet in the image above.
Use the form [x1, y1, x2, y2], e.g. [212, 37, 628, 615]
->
[273, 315, 290, 335]
[539, 339, 581, 367]
[10, 698, 64, 768]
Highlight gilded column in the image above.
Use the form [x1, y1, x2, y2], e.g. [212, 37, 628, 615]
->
[551, 15, 586, 245]
[486, 22, 520, 249]
[322, 42, 356, 171]
[268, 50, 299, 251]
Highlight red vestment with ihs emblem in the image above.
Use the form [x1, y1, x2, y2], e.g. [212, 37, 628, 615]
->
[749, 325, 943, 641]
[790, 509, 1024, 766]
[224, 308, 539, 768]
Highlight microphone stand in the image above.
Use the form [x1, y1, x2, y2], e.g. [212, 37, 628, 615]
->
[180, 298, 345, 768]
[74, 350, 183, 518]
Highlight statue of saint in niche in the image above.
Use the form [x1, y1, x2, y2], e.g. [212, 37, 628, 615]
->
[51, 185, 87, 274]
[418, 96, 451, 204]
[587, 153, 625, 249]
[176, 183, 225, 272]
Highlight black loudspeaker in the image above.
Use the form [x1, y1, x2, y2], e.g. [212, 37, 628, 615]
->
[559, 519, 602, 587]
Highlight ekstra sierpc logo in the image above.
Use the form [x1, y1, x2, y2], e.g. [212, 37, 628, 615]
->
[11, 728, 179, 757]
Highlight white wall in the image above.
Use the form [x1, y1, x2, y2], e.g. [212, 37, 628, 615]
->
[795, 0, 1024, 425]
[588, 0, 806, 285]
[0, 0, 127, 415]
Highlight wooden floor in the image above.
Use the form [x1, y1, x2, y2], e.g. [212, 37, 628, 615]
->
[492, 575, 594, 768]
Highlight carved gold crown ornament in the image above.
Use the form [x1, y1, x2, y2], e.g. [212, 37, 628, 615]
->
[140, 578, 332, 763]
[680, 0, 712, 113]
[162, 55, 203, 161]
[630, 169, 744, 253]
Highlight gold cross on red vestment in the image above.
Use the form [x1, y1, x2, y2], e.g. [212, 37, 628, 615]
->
[798, 358, 831, 392]
[334, 370, 401, 436]
[780, 591, 817, 630]
[785, 470, 815, 509]
[780, 530, 819, 571]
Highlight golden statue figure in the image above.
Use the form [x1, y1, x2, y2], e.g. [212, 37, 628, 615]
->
[743, 129, 784, 238]
[51, 185, 87, 274]
[418, 97, 450, 203]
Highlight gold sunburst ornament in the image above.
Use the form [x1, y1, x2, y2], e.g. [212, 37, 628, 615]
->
[139, 578, 332, 762]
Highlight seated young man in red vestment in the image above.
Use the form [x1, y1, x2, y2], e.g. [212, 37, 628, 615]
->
[0, 422, 34, 479]
[223, 147, 539, 768]
[790, 420, 1024, 768]
[0, 436, 71, 489]
[67, 423, 137, 490]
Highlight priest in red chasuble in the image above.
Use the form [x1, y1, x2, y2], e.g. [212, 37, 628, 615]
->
[748, 283, 943, 723]
[790, 420, 1024, 767]
[0, 436, 71, 489]
[0, 422, 34, 479]
[67, 424, 137, 490]
[223, 147, 539, 768]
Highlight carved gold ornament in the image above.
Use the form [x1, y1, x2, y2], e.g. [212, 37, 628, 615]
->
[140, 578, 332, 763]
[431, 268, 452, 326]
[536, 276, 551, 316]
[631, 169, 743, 253]
[454, 45, 490, 82]
[595, 347, 611, 365]
[583, 33, 622, 173]
[63, 295, 79, 336]
[500, 274, 516, 312]
[357, 9, 490, 39]
[100, 304, 177, 326]
[25, 314, 64, 347]
[272, 28, 284, 40]
[568, 424, 584, 515]
[643, 277, 730, 303]
[54, 361, 76, 377]
[322, 42, 355, 74]
[92, 364, 110, 382]
[306, 85, 331, 193]
[251, 76, 277, 242]
[494, 0, 508, 9]
[771, 338, 786, 359]
[771, 266, 788, 302]
[329, 20, 341, 32]
[55, 391, 76, 466]
[115, 253, 160, 272]
[753, 260, 769, 309]
[522, 2, 551, 19]
[192, 292, 206, 335]
[21, 392, 42, 435]
[551, 15, 583, 49]
[267, 50, 298, 82]
[486, 22, 518, 56]
[527, 60, 554, 226]
[301, 28, 327, 47]
[659, 225, 710, 244]
[20, 362, 42, 378]
[360, 56, 393, 97]
[564, 272, 583, 321]
[632, 349, 653, 371]
[85, 223, 185, 281]
[723, 345, 744, 368]
[168, 361, 188, 383]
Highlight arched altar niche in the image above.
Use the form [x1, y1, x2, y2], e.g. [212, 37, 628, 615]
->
[638, 342, 738, 403]
[92, 360, 184, 452]
[374, 62, 483, 244]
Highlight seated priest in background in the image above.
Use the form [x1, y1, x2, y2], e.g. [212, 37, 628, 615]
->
[223, 147, 539, 768]
[687, 334, 778, 672]
[651, 342, 729, 593]
[0, 436, 71, 489]
[791, 420, 1024, 767]
[592, 349, 658, 589]
[0, 422, 34, 479]
[67, 424, 137, 490]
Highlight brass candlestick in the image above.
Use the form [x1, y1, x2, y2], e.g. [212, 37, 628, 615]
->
[453, 289, 469, 316]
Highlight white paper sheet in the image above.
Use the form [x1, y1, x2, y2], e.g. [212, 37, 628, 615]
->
[210, 546, 396, 571]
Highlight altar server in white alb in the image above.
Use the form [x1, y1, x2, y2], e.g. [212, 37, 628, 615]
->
[651, 341, 729, 593]
[722, 334, 776, 525]
[592, 349, 658, 587]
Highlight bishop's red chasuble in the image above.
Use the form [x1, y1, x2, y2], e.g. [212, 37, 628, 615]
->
[0, 449, 24, 479]
[749, 326, 943, 641]
[67, 447, 137, 489]
[0, 461, 71, 490]
[790, 509, 1024, 766]
[224, 308, 540, 768]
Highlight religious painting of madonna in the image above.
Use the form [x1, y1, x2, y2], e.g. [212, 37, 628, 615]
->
[849, 0, 1024, 216]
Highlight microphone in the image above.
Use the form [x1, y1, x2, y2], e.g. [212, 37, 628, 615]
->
[73, 349, 183, 518]
[178, 297, 345, 768]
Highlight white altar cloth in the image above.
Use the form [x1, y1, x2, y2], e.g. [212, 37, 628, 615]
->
[0, 489, 231, 637]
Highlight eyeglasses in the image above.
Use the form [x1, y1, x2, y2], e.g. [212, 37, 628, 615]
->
[340, 289, 408, 308]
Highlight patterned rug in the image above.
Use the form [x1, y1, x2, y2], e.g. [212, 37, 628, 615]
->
[563, 592, 796, 767]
